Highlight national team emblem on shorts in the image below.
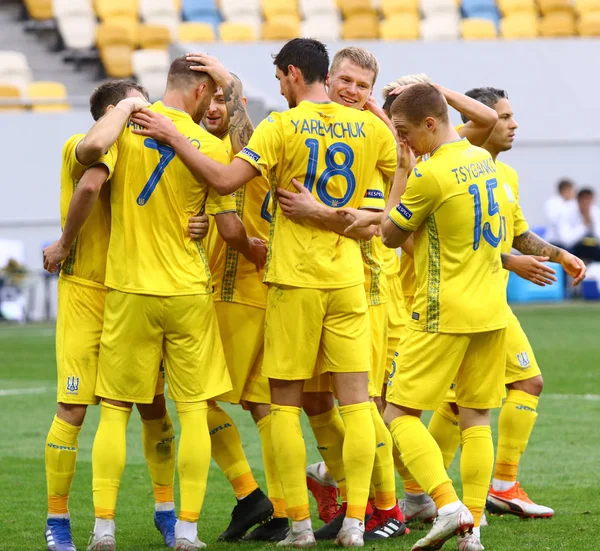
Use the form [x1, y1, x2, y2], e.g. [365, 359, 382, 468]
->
[516, 352, 531, 369]
[66, 376, 80, 394]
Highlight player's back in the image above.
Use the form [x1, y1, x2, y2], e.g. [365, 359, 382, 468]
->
[407, 139, 507, 333]
[105, 101, 230, 296]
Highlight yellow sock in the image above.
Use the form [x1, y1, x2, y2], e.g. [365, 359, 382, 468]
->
[339, 402, 376, 520]
[392, 445, 424, 495]
[271, 405, 310, 521]
[207, 404, 258, 499]
[308, 406, 346, 499]
[92, 403, 131, 519]
[494, 390, 539, 482]
[257, 414, 287, 518]
[388, 415, 457, 509]
[142, 410, 175, 505]
[176, 401, 211, 523]
[370, 402, 396, 510]
[428, 402, 461, 471]
[46, 415, 82, 515]
[461, 425, 494, 527]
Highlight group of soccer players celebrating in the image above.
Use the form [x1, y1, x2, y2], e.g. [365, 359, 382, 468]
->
[42, 37, 587, 551]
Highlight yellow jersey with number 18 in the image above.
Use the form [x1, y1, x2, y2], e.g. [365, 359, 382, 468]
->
[103, 101, 233, 296]
[59, 134, 115, 289]
[389, 139, 508, 334]
[237, 101, 397, 289]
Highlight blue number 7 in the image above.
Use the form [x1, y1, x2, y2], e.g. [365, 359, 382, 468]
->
[137, 138, 176, 206]
[468, 177, 502, 250]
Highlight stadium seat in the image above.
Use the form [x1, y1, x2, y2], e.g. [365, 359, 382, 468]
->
[380, 0, 419, 17]
[540, 11, 576, 36]
[223, 15, 262, 36]
[500, 12, 539, 37]
[182, 0, 220, 26]
[132, 49, 169, 100]
[178, 21, 216, 41]
[101, 16, 139, 43]
[421, 13, 461, 39]
[496, 0, 537, 15]
[139, 0, 181, 39]
[53, 0, 97, 50]
[28, 81, 69, 112]
[575, 0, 600, 14]
[24, 0, 53, 20]
[0, 51, 33, 93]
[299, 0, 338, 17]
[421, 0, 458, 16]
[301, 14, 342, 41]
[139, 24, 171, 48]
[380, 13, 420, 40]
[340, 0, 377, 18]
[0, 84, 24, 111]
[261, 17, 301, 40]
[537, 0, 574, 15]
[219, 21, 257, 41]
[578, 11, 600, 35]
[95, 0, 138, 20]
[461, 17, 498, 38]
[96, 24, 136, 77]
[220, 0, 261, 20]
[342, 13, 379, 38]
[262, 0, 299, 21]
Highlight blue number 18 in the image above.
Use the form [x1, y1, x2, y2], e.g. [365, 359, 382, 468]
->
[468, 177, 502, 250]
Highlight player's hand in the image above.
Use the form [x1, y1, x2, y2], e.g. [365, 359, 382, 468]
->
[398, 140, 414, 172]
[245, 237, 267, 271]
[116, 96, 151, 115]
[277, 178, 318, 221]
[388, 84, 413, 97]
[505, 255, 557, 287]
[131, 109, 179, 145]
[188, 213, 209, 240]
[43, 239, 70, 273]
[559, 251, 587, 286]
[337, 207, 382, 234]
[186, 53, 231, 88]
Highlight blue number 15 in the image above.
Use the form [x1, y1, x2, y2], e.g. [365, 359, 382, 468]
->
[468, 178, 502, 250]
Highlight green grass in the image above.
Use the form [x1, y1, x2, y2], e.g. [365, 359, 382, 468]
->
[0, 303, 599, 551]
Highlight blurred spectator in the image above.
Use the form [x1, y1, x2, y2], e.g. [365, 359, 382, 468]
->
[544, 178, 576, 246]
[557, 188, 600, 262]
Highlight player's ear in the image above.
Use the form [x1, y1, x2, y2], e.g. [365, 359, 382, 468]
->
[242, 97, 247, 107]
[425, 117, 436, 131]
[326, 71, 330, 87]
[196, 82, 206, 99]
[106, 105, 115, 112]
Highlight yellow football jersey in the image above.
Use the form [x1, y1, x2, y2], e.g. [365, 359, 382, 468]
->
[103, 101, 233, 296]
[380, 241, 401, 277]
[59, 134, 113, 289]
[389, 139, 508, 334]
[398, 253, 416, 299]
[237, 101, 397, 289]
[205, 134, 272, 308]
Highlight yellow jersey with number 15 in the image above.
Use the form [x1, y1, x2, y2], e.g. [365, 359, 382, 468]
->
[237, 101, 397, 289]
[389, 139, 508, 334]
[103, 101, 233, 297]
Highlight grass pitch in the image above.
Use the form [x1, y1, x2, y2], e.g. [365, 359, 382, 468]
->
[0, 303, 599, 551]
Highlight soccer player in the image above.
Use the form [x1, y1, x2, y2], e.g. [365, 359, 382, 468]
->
[42, 80, 178, 551]
[380, 83, 509, 551]
[132, 38, 397, 548]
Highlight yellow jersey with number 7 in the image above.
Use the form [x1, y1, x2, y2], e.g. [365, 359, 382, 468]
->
[103, 101, 233, 296]
[236, 101, 397, 289]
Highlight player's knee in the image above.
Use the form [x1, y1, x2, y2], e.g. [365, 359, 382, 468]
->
[510, 375, 544, 397]
[247, 402, 270, 423]
[136, 394, 167, 420]
[57, 402, 88, 426]
[303, 392, 334, 417]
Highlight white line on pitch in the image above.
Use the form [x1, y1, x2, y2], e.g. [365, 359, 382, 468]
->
[544, 393, 600, 401]
[0, 387, 53, 397]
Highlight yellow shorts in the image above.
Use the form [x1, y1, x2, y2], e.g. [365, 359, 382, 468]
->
[97, 290, 231, 404]
[387, 327, 506, 410]
[368, 302, 389, 398]
[505, 310, 541, 384]
[214, 302, 270, 405]
[263, 284, 370, 381]
[386, 274, 407, 379]
[403, 294, 415, 318]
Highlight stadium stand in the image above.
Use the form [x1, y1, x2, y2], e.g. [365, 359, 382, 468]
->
[379, 13, 421, 40]
[0, 84, 24, 111]
[500, 12, 540, 37]
[219, 21, 256, 41]
[461, 17, 499, 38]
[178, 21, 216, 42]
[28, 80, 69, 111]
[132, 48, 168, 98]
[139, 23, 171, 48]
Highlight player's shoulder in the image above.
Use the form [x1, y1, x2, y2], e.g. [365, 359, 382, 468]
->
[62, 133, 85, 153]
[496, 159, 518, 180]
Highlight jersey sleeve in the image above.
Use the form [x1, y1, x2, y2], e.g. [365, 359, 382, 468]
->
[205, 138, 236, 215]
[235, 112, 283, 178]
[359, 171, 386, 211]
[388, 165, 442, 232]
[62, 135, 88, 181]
[90, 142, 118, 179]
[510, 172, 529, 237]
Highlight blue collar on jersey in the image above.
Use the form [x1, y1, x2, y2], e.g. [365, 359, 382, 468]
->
[431, 137, 466, 156]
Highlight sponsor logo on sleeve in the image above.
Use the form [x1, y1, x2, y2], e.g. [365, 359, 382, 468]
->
[241, 147, 260, 163]
[396, 203, 413, 220]
[364, 189, 384, 199]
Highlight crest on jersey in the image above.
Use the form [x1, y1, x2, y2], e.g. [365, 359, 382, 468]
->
[504, 183, 516, 203]
[66, 376, 80, 394]
[516, 351, 530, 368]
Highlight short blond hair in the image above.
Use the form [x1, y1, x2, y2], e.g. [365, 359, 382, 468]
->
[330, 47, 380, 85]
[381, 73, 432, 99]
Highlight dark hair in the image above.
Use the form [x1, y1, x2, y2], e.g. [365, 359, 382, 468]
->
[273, 38, 329, 85]
[89, 79, 149, 121]
[461, 87, 508, 124]
[382, 93, 396, 115]
[390, 83, 449, 125]
[578, 188, 594, 200]
[558, 178, 575, 194]
[167, 55, 214, 89]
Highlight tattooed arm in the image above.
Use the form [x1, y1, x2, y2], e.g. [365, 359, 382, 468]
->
[186, 53, 254, 154]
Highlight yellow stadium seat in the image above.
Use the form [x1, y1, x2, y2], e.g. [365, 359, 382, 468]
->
[178, 22, 216, 42]
[96, 23, 135, 77]
[261, 17, 301, 40]
[537, 0, 574, 15]
[340, 0, 376, 17]
[0, 84, 24, 112]
[28, 81, 69, 112]
[461, 18, 498, 39]
[500, 12, 539, 37]
[578, 11, 600, 34]
[342, 13, 379, 39]
[95, 0, 138, 20]
[539, 11, 576, 35]
[380, 0, 419, 17]
[139, 24, 171, 49]
[24, 0, 53, 20]
[262, 0, 299, 21]
[219, 22, 257, 42]
[497, 0, 537, 15]
[380, 13, 420, 39]
[575, 0, 600, 14]
[100, 17, 139, 44]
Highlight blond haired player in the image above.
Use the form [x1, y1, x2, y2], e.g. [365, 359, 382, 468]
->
[42, 80, 179, 551]
[132, 38, 396, 548]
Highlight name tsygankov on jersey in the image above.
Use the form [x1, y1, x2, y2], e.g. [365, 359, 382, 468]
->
[290, 119, 366, 139]
[451, 158, 497, 184]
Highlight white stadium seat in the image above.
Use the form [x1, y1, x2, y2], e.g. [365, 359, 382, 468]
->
[140, 0, 181, 39]
[53, 0, 97, 50]
[0, 51, 33, 93]
[420, 0, 459, 16]
[421, 13, 461, 39]
[299, 0, 339, 17]
[132, 49, 169, 100]
[301, 14, 341, 41]
[219, 0, 261, 20]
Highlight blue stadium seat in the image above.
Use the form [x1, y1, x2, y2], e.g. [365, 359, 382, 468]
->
[507, 262, 565, 303]
[462, 0, 500, 22]
[182, 0, 220, 24]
